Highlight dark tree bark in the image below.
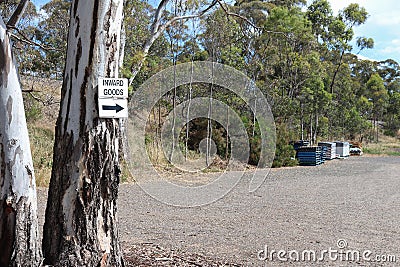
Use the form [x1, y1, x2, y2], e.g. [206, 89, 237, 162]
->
[42, 0, 125, 266]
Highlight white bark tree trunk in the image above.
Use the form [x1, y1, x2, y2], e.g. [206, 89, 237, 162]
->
[42, 0, 125, 266]
[0, 18, 42, 267]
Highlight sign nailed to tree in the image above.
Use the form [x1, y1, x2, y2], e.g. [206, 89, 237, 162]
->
[98, 78, 128, 118]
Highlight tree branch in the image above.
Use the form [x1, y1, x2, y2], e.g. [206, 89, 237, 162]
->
[7, 0, 29, 28]
[129, 0, 219, 85]
[216, 0, 260, 30]
[151, 0, 170, 35]
[217, 0, 289, 38]
[163, 0, 218, 30]
[24, 88, 59, 106]
[128, 0, 284, 85]
[8, 25, 62, 51]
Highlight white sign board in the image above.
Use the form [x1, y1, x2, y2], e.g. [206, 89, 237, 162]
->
[98, 78, 128, 118]
[99, 78, 129, 98]
[98, 98, 128, 118]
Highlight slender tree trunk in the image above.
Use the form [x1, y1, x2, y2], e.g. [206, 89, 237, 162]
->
[184, 62, 194, 161]
[300, 103, 304, 140]
[309, 114, 313, 145]
[252, 96, 257, 137]
[206, 62, 214, 166]
[42, 1, 124, 266]
[0, 18, 42, 267]
[330, 50, 344, 94]
[119, 22, 129, 162]
[313, 113, 318, 144]
[225, 105, 229, 160]
[169, 62, 177, 162]
[157, 77, 162, 163]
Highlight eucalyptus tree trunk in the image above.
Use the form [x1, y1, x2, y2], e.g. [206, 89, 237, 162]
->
[0, 18, 41, 267]
[42, 0, 125, 266]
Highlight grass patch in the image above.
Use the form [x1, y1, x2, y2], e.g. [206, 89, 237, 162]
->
[120, 159, 136, 183]
[363, 135, 400, 156]
[387, 151, 400, 156]
[28, 124, 137, 186]
[28, 124, 55, 187]
[362, 147, 380, 154]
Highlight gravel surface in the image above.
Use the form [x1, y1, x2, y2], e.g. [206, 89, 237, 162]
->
[37, 156, 400, 266]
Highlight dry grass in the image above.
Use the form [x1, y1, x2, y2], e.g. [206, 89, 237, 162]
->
[22, 76, 61, 186]
[363, 134, 400, 156]
[29, 124, 55, 187]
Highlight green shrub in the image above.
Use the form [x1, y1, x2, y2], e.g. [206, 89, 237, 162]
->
[273, 123, 298, 168]
[24, 94, 43, 122]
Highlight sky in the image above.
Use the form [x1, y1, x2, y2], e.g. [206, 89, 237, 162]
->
[31, 0, 48, 7]
[31, 0, 400, 63]
[326, 0, 400, 63]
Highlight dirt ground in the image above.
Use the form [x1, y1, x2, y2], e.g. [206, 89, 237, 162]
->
[37, 156, 400, 266]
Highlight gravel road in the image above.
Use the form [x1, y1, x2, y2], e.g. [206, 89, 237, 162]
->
[37, 156, 400, 266]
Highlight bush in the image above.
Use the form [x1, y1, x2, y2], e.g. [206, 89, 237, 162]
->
[24, 94, 43, 122]
[272, 123, 298, 168]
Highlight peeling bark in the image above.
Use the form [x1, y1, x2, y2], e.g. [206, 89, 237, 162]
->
[0, 18, 42, 267]
[43, 1, 125, 266]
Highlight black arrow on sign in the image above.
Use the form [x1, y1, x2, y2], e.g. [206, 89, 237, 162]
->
[102, 104, 124, 113]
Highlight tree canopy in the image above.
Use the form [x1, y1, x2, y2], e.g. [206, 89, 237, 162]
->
[2, 0, 400, 166]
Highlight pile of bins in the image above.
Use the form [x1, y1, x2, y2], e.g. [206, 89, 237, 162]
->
[295, 146, 325, 166]
[292, 141, 350, 166]
[318, 142, 337, 160]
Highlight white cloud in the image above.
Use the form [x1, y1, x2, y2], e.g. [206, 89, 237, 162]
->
[356, 54, 377, 62]
[370, 12, 400, 26]
[327, 0, 400, 16]
[380, 39, 400, 55]
[323, 0, 400, 62]
[391, 39, 400, 45]
[326, 0, 400, 27]
[307, 0, 400, 29]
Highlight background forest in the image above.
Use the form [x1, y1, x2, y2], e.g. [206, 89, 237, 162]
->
[1, 0, 400, 182]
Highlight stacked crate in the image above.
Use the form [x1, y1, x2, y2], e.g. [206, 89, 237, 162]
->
[292, 140, 310, 150]
[320, 146, 327, 163]
[335, 141, 350, 158]
[318, 142, 337, 160]
[296, 146, 324, 166]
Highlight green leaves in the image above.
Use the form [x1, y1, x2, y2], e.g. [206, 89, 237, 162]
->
[4, 0, 399, 166]
[367, 73, 389, 123]
[341, 3, 368, 27]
